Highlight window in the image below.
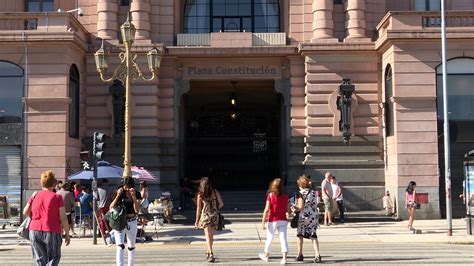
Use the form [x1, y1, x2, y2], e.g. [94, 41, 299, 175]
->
[69, 65, 80, 139]
[26, 0, 54, 12]
[334, 0, 344, 4]
[436, 58, 474, 142]
[184, 0, 280, 33]
[415, 0, 441, 11]
[0, 61, 23, 123]
[120, 0, 130, 6]
[384, 65, 394, 137]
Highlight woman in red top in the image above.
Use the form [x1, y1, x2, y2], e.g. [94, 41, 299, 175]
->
[259, 178, 291, 264]
[23, 170, 70, 266]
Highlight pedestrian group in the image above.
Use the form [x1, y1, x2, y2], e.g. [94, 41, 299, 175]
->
[23, 169, 417, 265]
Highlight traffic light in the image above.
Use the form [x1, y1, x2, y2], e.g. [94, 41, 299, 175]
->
[93, 132, 106, 160]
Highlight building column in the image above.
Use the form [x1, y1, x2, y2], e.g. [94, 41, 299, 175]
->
[344, 0, 370, 41]
[97, 0, 118, 40]
[311, 0, 337, 42]
[131, 0, 151, 41]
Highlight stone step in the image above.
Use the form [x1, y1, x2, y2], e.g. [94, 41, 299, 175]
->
[219, 210, 395, 223]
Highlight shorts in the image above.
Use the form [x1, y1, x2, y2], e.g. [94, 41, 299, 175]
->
[66, 213, 73, 225]
[323, 198, 333, 213]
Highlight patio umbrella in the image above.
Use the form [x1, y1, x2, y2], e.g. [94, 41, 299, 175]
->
[131, 166, 158, 182]
[67, 161, 124, 180]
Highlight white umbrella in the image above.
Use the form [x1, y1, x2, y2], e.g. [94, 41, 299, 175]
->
[131, 166, 158, 182]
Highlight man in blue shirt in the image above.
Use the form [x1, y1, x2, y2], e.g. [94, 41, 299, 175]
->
[79, 186, 92, 216]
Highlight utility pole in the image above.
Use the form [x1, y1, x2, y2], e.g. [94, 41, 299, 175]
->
[441, 0, 452, 236]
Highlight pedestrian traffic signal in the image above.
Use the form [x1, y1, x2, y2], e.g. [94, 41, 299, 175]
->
[93, 132, 106, 160]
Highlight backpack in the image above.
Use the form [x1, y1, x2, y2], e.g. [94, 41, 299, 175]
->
[106, 204, 127, 231]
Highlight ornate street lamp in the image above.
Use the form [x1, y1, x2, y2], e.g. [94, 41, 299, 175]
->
[94, 13, 161, 178]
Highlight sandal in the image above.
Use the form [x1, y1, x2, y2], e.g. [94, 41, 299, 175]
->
[312, 255, 322, 263]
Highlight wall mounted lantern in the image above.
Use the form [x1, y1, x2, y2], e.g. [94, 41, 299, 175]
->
[337, 78, 355, 144]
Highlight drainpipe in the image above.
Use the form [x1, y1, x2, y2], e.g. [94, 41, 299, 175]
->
[21, 32, 29, 218]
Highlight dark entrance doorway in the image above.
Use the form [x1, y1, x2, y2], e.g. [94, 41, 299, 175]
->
[436, 58, 474, 218]
[183, 80, 282, 190]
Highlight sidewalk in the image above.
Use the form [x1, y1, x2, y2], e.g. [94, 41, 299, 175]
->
[1, 217, 472, 249]
[145, 218, 474, 246]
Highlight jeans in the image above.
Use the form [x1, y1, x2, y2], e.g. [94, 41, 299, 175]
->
[114, 218, 138, 266]
[336, 200, 345, 220]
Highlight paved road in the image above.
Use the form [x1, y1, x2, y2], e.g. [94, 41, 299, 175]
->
[1, 216, 473, 265]
[0, 241, 473, 265]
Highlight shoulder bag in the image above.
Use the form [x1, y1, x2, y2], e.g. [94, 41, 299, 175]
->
[290, 190, 312, 228]
[17, 191, 38, 240]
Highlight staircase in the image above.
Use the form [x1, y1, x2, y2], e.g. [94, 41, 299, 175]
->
[303, 136, 385, 211]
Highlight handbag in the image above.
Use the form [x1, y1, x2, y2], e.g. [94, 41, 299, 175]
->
[217, 213, 225, 231]
[17, 216, 31, 240]
[290, 189, 312, 229]
[290, 212, 300, 228]
[17, 191, 38, 240]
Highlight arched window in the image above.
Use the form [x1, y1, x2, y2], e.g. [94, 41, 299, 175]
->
[69, 65, 80, 139]
[0, 61, 24, 123]
[436, 57, 474, 142]
[384, 64, 394, 137]
[184, 0, 280, 33]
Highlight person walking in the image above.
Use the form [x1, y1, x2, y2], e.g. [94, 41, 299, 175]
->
[97, 179, 112, 236]
[110, 177, 142, 266]
[405, 181, 418, 230]
[331, 176, 345, 223]
[294, 175, 321, 263]
[259, 178, 290, 265]
[194, 177, 224, 263]
[56, 182, 77, 236]
[321, 172, 334, 226]
[23, 170, 71, 266]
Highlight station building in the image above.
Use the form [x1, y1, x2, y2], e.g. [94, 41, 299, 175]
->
[0, 0, 474, 220]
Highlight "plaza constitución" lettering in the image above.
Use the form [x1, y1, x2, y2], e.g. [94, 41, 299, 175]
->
[187, 66, 278, 76]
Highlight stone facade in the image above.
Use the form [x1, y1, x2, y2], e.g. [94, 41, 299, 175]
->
[1, 0, 474, 219]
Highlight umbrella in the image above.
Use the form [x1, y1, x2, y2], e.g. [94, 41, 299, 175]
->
[67, 161, 124, 180]
[131, 166, 158, 182]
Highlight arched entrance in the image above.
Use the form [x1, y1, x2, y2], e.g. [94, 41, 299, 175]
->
[436, 57, 474, 218]
[182, 80, 283, 190]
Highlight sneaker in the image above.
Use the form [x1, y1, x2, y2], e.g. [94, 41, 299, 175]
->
[208, 253, 215, 263]
[312, 255, 322, 263]
[295, 254, 304, 261]
[280, 258, 287, 265]
[259, 253, 269, 262]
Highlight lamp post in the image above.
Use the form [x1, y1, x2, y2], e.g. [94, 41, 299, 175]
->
[94, 13, 161, 178]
